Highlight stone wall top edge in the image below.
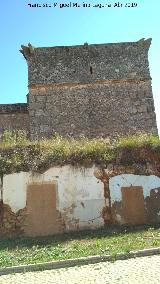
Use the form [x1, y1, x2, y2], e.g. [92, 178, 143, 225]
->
[0, 103, 28, 114]
[20, 38, 151, 61]
[30, 38, 152, 51]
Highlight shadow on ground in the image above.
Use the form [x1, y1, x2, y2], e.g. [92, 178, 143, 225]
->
[0, 224, 160, 250]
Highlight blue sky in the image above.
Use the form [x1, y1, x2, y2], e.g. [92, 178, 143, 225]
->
[0, 0, 160, 132]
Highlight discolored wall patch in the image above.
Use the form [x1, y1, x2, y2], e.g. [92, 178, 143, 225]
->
[121, 186, 145, 225]
[111, 201, 124, 224]
[145, 187, 160, 224]
[25, 182, 63, 237]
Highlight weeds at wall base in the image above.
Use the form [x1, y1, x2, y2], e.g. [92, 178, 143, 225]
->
[0, 131, 160, 175]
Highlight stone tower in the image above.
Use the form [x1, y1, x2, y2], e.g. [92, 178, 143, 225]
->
[20, 39, 158, 140]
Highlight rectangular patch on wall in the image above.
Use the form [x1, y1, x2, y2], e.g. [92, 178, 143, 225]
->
[25, 182, 60, 236]
[121, 186, 145, 225]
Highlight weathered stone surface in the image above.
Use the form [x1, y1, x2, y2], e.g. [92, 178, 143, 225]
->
[0, 39, 158, 140]
[24, 39, 152, 85]
[0, 113, 29, 134]
[0, 203, 27, 236]
[0, 104, 29, 134]
[29, 80, 158, 139]
[23, 39, 157, 140]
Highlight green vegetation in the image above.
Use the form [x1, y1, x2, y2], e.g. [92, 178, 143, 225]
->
[116, 134, 160, 148]
[0, 225, 160, 267]
[0, 131, 160, 175]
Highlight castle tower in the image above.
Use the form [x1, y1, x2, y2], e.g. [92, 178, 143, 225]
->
[21, 39, 158, 140]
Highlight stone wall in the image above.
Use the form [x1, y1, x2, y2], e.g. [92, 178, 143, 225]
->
[1, 166, 104, 236]
[19, 38, 158, 140]
[29, 79, 157, 140]
[0, 104, 29, 134]
[21, 39, 151, 84]
[110, 174, 160, 225]
[1, 164, 160, 237]
[0, 39, 158, 139]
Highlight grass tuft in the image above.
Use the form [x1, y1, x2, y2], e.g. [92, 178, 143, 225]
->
[0, 131, 160, 175]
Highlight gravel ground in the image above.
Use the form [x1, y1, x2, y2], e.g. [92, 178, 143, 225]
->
[0, 255, 160, 284]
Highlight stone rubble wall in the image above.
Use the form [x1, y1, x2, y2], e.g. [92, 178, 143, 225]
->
[0, 104, 28, 114]
[25, 39, 158, 139]
[26, 40, 151, 85]
[29, 79, 158, 140]
[0, 40, 158, 139]
[0, 104, 29, 134]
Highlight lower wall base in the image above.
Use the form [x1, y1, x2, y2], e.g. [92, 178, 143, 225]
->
[1, 166, 160, 237]
[0, 204, 26, 237]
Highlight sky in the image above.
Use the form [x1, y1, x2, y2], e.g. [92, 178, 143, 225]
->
[0, 0, 160, 132]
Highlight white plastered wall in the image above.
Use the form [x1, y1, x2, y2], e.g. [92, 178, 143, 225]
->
[109, 174, 160, 204]
[2, 165, 104, 230]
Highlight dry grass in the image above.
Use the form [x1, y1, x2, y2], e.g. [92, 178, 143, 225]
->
[0, 131, 159, 175]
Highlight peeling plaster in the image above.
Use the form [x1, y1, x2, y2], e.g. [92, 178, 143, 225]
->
[2, 165, 104, 230]
[3, 172, 31, 213]
[109, 174, 160, 205]
[2, 167, 160, 234]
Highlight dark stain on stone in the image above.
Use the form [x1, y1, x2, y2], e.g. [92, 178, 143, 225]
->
[145, 187, 160, 224]
[96, 169, 112, 224]
[101, 206, 112, 225]
[81, 202, 85, 208]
